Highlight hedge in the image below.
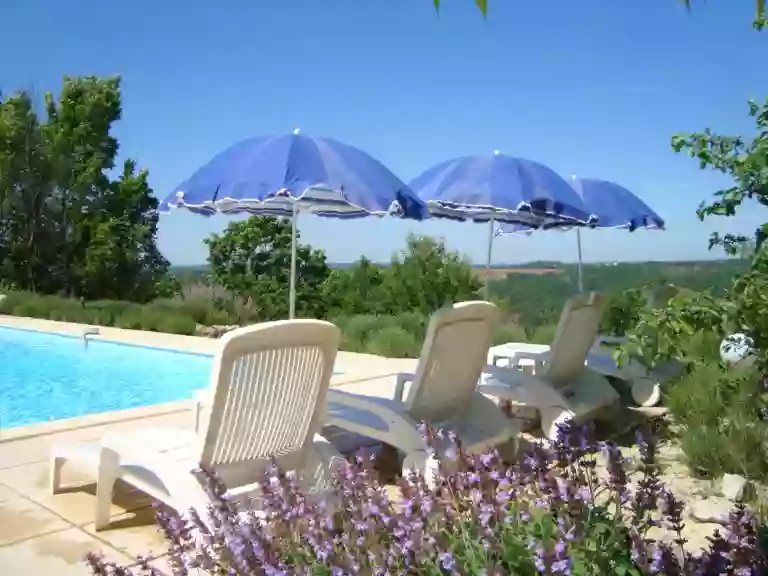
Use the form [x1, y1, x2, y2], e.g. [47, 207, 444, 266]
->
[0, 291, 540, 357]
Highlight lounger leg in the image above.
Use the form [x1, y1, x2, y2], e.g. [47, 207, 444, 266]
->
[539, 406, 576, 442]
[49, 457, 64, 495]
[94, 447, 119, 531]
[403, 451, 437, 486]
[630, 377, 661, 407]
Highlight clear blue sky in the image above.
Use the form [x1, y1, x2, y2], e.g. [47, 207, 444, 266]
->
[2, 0, 766, 266]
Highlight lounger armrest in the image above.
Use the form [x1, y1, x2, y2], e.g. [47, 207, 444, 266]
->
[324, 389, 426, 454]
[394, 372, 416, 402]
[481, 364, 570, 412]
[491, 350, 550, 372]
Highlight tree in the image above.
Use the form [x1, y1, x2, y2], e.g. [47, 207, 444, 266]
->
[672, 99, 768, 255]
[0, 92, 55, 293]
[204, 216, 332, 320]
[378, 234, 483, 315]
[665, 99, 768, 362]
[0, 76, 173, 301]
[322, 257, 387, 316]
[79, 160, 174, 301]
[621, 97, 768, 408]
[43, 75, 121, 295]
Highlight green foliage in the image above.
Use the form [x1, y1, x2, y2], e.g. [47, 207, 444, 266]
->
[624, 98, 768, 371]
[672, 99, 768, 255]
[323, 257, 387, 316]
[433, 0, 487, 15]
[620, 289, 726, 371]
[204, 216, 332, 320]
[433, 0, 767, 24]
[331, 311, 526, 357]
[600, 287, 648, 337]
[378, 234, 483, 315]
[0, 77, 173, 301]
[620, 87, 768, 480]
[681, 0, 766, 27]
[489, 260, 744, 330]
[666, 364, 768, 479]
[490, 321, 527, 345]
[366, 325, 421, 358]
[529, 323, 557, 345]
[0, 291, 205, 336]
[321, 235, 482, 320]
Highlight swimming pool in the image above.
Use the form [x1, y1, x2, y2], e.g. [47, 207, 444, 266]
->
[0, 326, 212, 429]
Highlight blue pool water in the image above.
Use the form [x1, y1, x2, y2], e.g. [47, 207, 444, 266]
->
[0, 327, 213, 429]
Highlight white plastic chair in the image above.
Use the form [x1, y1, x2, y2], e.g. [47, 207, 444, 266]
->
[323, 301, 520, 474]
[50, 320, 345, 530]
[479, 292, 622, 441]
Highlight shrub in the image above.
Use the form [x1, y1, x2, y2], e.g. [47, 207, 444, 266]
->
[1, 290, 206, 335]
[334, 313, 427, 357]
[391, 311, 428, 342]
[601, 287, 647, 336]
[492, 321, 527, 345]
[366, 325, 421, 358]
[85, 300, 137, 325]
[155, 314, 199, 336]
[202, 306, 237, 327]
[84, 423, 765, 575]
[0, 291, 33, 314]
[137, 308, 171, 332]
[338, 314, 387, 352]
[159, 296, 230, 326]
[530, 323, 557, 345]
[114, 310, 145, 330]
[666, 363, 768, 479]
[10, 294, 87, 322]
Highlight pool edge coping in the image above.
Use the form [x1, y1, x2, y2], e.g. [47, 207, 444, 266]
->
[0, 314, 217, 356]
[0, 400, 193, 443]
[0, 371, 404, 444]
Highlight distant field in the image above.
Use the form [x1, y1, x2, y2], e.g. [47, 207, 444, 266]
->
[473, 267, 563, 281]
[171, 261, 735, 283]
[171, 263, 565, 282]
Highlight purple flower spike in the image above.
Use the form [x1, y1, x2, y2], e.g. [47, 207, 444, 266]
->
[81, 420, 765, 575]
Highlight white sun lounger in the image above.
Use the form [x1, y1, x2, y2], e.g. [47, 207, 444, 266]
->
[478, 292, 623, 441]
[487, 291, 664, 410]
[591, 284, 685, 384]
[50, 320, 346, 530]
[323, 301, 521, 474]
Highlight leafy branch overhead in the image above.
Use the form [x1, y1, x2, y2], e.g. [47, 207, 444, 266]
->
[620, 94, 768, 433]
[433, 0, 487, 16]
[672, 99, 768, 253]
[435, 0, 766, 27]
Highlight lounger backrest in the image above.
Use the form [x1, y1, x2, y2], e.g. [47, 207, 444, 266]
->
[546, 292, 606, 386]
[405, 301, 500, 424]
[196, 320, 340, 485]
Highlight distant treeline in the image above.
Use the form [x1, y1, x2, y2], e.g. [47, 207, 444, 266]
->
[170, 259, 746, 329]
[488, 259, 747, 327]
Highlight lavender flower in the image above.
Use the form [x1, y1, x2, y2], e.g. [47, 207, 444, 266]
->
[83, 420, 765, 575]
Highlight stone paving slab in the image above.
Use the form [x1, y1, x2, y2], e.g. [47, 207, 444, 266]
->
[0, 527, 136, 576]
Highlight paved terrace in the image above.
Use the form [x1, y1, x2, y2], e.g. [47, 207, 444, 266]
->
[0, 315, 418, 575]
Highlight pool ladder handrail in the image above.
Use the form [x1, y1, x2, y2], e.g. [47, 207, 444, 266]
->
[82, 326, 100, 347]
